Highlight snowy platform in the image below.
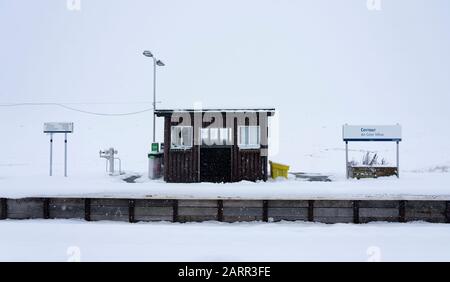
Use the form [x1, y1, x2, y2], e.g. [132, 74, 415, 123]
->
[0, 172, 450, 201]
[1, 172, 450, 224]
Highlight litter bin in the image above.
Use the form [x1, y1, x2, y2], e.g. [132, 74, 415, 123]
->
[148, 143, 164, 179]
[269, 161, 290, 179]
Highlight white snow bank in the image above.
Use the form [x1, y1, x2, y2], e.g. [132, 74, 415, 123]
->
[1, 219, 450, 262]
[0, 171, 450, 200]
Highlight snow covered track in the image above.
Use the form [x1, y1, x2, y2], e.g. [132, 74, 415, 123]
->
[1, 197, 449, 224]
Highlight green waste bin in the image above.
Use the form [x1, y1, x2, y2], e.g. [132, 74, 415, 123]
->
[148, 143, 163, 179]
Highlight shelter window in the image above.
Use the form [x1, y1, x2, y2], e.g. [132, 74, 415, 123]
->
[238, 126, 260, 149]
[171, 126, 193, 149]
[201, 127, 232, 145]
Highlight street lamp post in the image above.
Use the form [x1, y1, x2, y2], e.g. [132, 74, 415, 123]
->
[143, 50, 165, 143]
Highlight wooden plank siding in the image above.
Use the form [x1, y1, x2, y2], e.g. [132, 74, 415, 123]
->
[163, 112, 269, 183]
[313, 200, 354, 223]
[134, 199, 174, 222]
[1, 197, 450, 224]
[358, 200, 400, 223]
[237, 150, 263, 181]
[49, 198, 85, 219]
[6, 198, 45, 220]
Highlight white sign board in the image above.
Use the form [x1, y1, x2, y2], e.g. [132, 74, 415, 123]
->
[343, 125, 401, 141]
[44, 122, 74, 133]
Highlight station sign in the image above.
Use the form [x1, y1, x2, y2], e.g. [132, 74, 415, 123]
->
[343, 125, 401, 141]
[44, 122, 74, 133]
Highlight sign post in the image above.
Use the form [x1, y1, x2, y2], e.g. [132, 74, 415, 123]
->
[397, 141, 400, 177]
[345, 141, 349, 178]
[64, 133, 68, 177]
[342, 124, 402, 179]
[49, 133, 53, 176]
[44, 122, 74, 177]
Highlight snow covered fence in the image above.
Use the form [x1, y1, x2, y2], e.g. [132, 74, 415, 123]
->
[0, 197, 449, 224]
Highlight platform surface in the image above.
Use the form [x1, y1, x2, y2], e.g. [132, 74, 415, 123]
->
[0, 172, 449, 200]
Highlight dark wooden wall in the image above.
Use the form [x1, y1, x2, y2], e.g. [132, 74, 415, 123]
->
[232, 150, 264, 182]
[165, 147, 199, 183]
[164, 115, 199, 183]
[163, 112, 269, 183]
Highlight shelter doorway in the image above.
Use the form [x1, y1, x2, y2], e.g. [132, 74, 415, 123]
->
[200, 147, 232, 183]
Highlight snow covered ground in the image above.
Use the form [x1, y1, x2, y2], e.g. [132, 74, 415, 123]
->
[1, 1, 450, 200]
[1, 219, 450, 262]
[1, 171, 450, 200]
[1, 1, 450, 262]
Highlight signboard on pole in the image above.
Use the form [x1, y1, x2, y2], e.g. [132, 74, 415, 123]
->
[44, 122, 74, 177]
[44, 122, 74, 133]
[342, 125, 401, 142]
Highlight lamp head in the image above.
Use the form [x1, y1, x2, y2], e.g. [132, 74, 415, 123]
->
[143, 50, 153, 57]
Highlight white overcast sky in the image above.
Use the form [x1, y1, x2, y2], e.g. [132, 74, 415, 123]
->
[0, 0, 449, 172]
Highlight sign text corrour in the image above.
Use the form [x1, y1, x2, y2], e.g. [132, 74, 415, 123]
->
[343, 124, 401, 141]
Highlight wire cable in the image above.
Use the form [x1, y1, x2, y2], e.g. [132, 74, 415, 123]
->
[0, 102, 154, 116]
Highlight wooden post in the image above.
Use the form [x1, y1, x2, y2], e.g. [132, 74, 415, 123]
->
[129, 200, 136, 223]
[0, 198, 7, 220]
[446, 201, 450, 224]
[262, 156, 268, 181]
[84, 198, 91, 221]
[43, 198, 50, 219]
[399, 200, 406, 223]
[172, 200, 178, 222]
[164, 117, 170, 182]
[353, 200, 359, 224]
[263, 200, 269, 222]
[217, 200, 223, 222]
[308, 200, 314, 222]
[233, 117, 239, 182]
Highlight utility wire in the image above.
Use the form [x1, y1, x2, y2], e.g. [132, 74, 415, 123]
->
[0, 101, 154, 105]
[0, 102, 154, 116]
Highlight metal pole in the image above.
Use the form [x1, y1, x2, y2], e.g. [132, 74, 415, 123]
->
[152, 58, 156, 143]
[64, 133, 67, 177]
[345, 141, 349, 179]
[109, 148, 115, 175]
[49, 133, 53, 176]
[396, 141, 399, 178]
